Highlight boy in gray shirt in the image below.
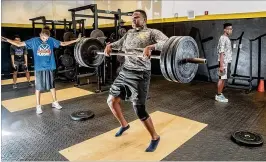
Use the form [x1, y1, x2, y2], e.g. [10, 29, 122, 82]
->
[216, 23, 233, 102]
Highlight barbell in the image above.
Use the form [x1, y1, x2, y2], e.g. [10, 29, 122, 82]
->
[74, 35, 207, 83]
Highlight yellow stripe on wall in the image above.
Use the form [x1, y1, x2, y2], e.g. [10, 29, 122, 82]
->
[2, 11, 266, 29]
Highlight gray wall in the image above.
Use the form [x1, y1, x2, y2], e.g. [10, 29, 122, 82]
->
[151, 18, 266, 85]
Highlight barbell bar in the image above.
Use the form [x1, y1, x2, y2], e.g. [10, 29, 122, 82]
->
[96, 52, 207, 64]
[74, 35, 206, 83]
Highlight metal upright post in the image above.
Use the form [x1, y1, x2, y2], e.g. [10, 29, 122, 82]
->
[72, 11, 76, 36]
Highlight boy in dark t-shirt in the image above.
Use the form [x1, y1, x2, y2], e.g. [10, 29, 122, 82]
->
[10, 35, 33, 89]
[2, 26, 81, 114]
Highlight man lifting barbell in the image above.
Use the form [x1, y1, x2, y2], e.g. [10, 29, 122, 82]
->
[104, 9, 168, 152]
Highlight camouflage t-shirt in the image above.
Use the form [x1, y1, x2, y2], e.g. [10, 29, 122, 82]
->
[110, 26, 169, 71]
[217, 35, 232, 65]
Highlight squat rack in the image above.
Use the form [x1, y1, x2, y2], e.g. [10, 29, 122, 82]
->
[227, 32, 266, 93]
[250, 33, 266, 86]
[68, 4, 133, 92]
[29, 16, 86, 39]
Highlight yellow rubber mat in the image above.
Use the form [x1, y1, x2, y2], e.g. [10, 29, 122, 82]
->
[59, 111, 207, 161]
[1, 77, 35, 85]
[1, 87, 94, 112]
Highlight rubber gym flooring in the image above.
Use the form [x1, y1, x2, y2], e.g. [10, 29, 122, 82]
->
[1, 75, 266, 161]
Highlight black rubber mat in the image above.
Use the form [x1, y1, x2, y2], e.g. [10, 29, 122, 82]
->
[1, 76, 266, 161]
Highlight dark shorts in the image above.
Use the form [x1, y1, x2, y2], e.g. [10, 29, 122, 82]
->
[218, 62, 231, 80]
[109, 67, 151, 105]
[35, 70, 55, 91]
[14, 61, 28, 72]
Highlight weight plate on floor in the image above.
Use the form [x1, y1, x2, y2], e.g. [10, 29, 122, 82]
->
[231, 131, 264, 146]
[70, 110, 95, 121]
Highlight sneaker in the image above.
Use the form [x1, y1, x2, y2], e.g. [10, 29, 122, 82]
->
[52, 101, 62, 110]
[13, 84, 17, 89]
[215, 94, 228, 103]
[220, 93, 229, 102]
[28, 82, 34, 87]
[36, 105, 43, 114]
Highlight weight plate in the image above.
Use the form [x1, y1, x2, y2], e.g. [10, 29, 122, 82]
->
[70, 110, 95, 121]
[118, 28, 127, 37]
[61, 54, 74, 67]
[173, 36, 199, 83]
[79, 38, 105, 68]
[231, 131, 264, 146]
[65, 68, 76, 80]
[90, 29, 105, 38]
[77, 38, 90, 67]
[166, 36, 182, 82]
[63, 31, 75, 41]
[74, 38, 86, 67]
[160, 36, 177, 82]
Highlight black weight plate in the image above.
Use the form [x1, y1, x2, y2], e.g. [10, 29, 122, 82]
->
[61, 54, 74, 67]
[97, 37, 106, 45]
[65, 68, 76, 80]
[79, 38, 105, 68]
[74, 38, 86, 67]
[166, 36, 182, 82]
[160, 36, 177, 82]
[173, 36, 199, 83]
[118, 28, 127, 37]
[63, 32, 76, 41]
[70, 110, 95, 121]
[231, 131, 264, 146]
[90, 29, 105, 38]
[77, 38, 89, 67]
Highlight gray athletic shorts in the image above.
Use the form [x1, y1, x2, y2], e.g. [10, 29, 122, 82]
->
[14, 61, 28, 72]
[218, 62, 231, 80]
[35, 70, 55, 91]
[109, 67, 151, 105]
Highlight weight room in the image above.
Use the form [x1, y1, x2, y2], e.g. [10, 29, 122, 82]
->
[1, 0, 266, 161]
